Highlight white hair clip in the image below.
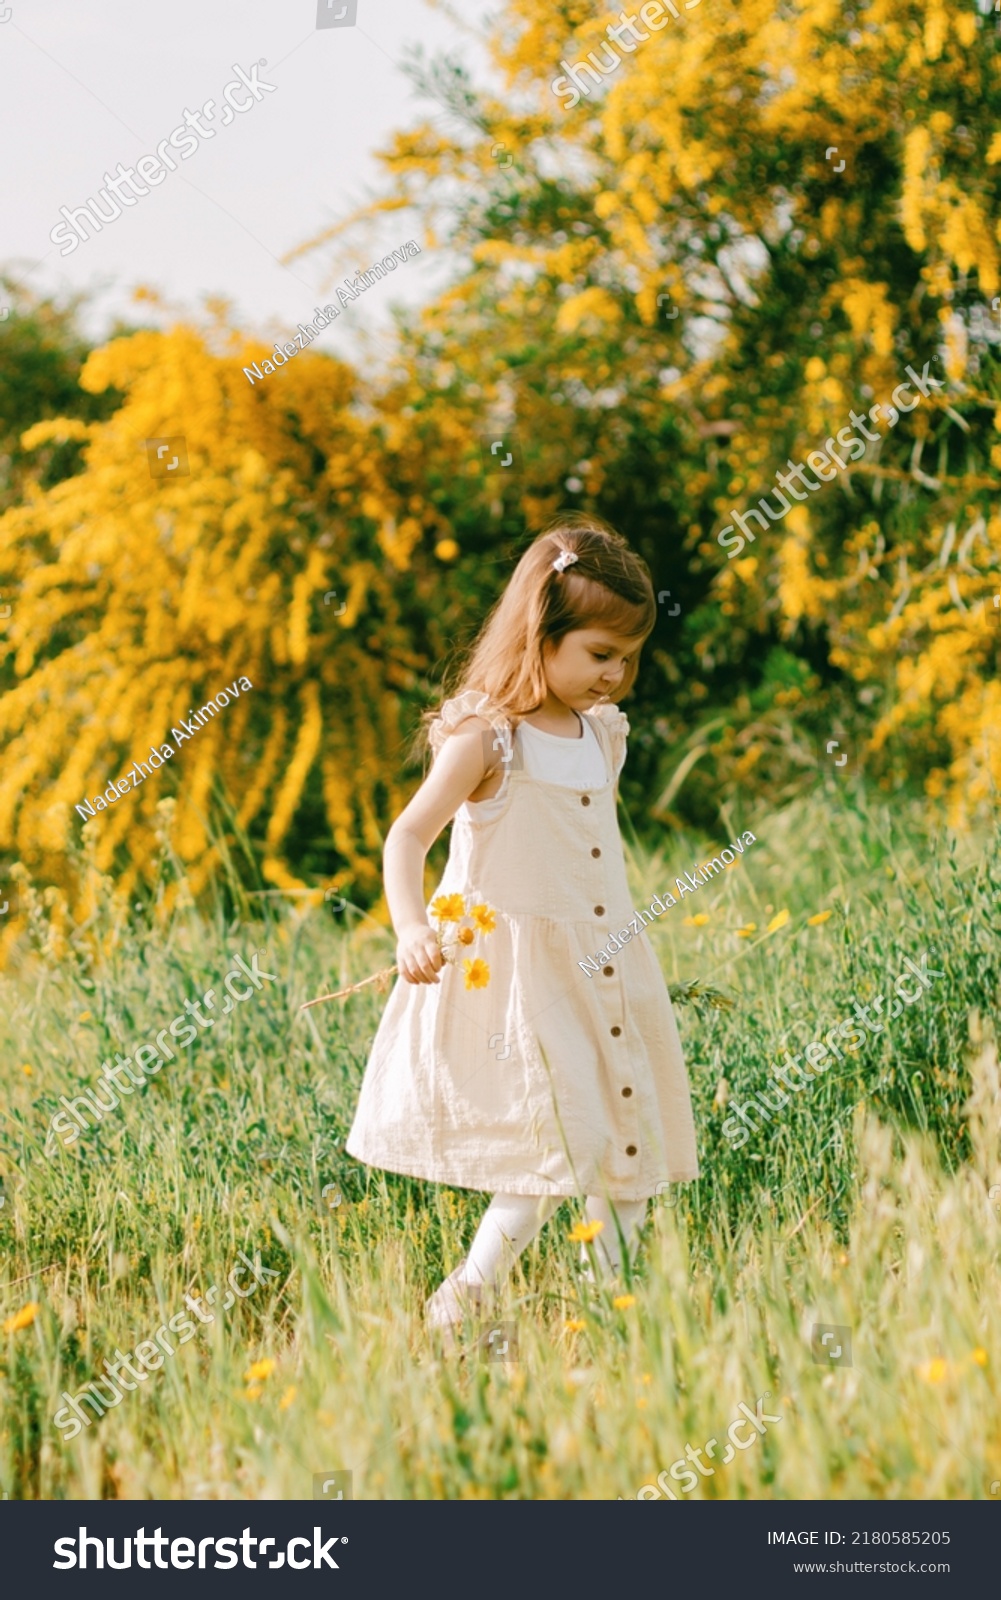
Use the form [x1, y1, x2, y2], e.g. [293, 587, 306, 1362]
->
[551, 549, 579, 573]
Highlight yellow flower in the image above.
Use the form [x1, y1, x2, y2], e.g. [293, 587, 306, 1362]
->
[457, 926, 475, 945]
[766, 909, 790, 934]
[278, 1385, 297, 1410]
[462, 958, 490, 990]
[245, 1385, 263, 1401]
[431, 894, 466, 923]
[564, 1318, 586, 1332]
[20, 1063, 33, 1076]
[970, 1348, 988, 1367]
[3, 1301, 39, 1333]
[469, 903, 496, 934]
[568, 1219, 604, 1244]
[244, 1357, 275, 1384]
[78, 1011, 92, 1022]
[736, 923, 758, 938]
[916, 1358, 949, 1384]
[434, 538, 459, 561]
[612, 1294, 636, 1310]
[683, 913, 710, 927]
[807, 910, 834, 926]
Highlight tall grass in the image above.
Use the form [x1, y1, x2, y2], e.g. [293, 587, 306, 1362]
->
[1, 790, 999, 1499]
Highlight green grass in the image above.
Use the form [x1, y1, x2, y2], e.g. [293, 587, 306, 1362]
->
[1, 788, 999, 1499]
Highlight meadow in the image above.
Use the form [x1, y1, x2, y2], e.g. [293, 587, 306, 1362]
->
[1, 783, 999, 1501]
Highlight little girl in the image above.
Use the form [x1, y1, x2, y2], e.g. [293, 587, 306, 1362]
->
[344, 512, 699, 1336]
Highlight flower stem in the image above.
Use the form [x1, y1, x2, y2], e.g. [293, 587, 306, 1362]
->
[299, 965, 398, 1010]
[299, 939, 463, 1012]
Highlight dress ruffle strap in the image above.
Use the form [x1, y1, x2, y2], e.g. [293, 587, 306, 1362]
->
[428, 689, 515, 770]
[585, 702, 630, 780]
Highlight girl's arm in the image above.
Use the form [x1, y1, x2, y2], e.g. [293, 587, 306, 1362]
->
[385, 716, 496, 984]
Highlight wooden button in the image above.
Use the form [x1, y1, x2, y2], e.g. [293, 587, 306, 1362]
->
[603, 965, 614, 976]
[580, 795, 590, 806]
[625, 1144, 637, 1156]
[621, 1086, 633, 1098]
[591, 847, 601, 858]
[610, 1025, 622, 1037]
[594, 905, 605, 916]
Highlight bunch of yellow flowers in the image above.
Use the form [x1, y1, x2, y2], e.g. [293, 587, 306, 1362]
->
[429, 895, 495, 989]
[301, 897, 496, 1010]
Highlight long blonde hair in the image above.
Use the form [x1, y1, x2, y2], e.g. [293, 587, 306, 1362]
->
[417, 512, 655, 759]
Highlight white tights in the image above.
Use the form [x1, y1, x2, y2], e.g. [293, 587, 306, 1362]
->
[461, 1191, 648, 1290]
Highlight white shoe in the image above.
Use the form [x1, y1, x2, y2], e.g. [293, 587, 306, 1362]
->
[424, 1262, 483, 1336]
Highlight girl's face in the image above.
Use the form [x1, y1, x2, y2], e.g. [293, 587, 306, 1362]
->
[542, 626, 648, 711]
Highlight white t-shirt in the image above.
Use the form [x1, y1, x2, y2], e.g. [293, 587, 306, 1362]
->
[460, 711, 609, 822]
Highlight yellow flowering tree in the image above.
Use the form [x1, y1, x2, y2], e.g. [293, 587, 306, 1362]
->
[0, 312, 458, 928]
[296, 0, 1001, 822]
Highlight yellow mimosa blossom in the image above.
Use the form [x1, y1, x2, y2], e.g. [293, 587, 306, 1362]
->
[766, 909, 790, 934]
[807, 910, 834, 926]
[3, 1302, 39, 1333]
[461, 958, 490, 990]
[568, 1219, 604, 1244]
[612, 1294, 636, 1310]
[431, 894, 466, 923]
[469, 903, 496, 934]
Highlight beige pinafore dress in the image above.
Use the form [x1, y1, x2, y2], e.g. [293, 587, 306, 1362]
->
[344, 691, 699, 1199]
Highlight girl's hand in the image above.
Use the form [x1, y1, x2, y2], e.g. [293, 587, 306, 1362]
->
[396, 921, 444, 984]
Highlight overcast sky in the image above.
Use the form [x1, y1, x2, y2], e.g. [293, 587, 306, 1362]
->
[1, 0, 493, 355]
